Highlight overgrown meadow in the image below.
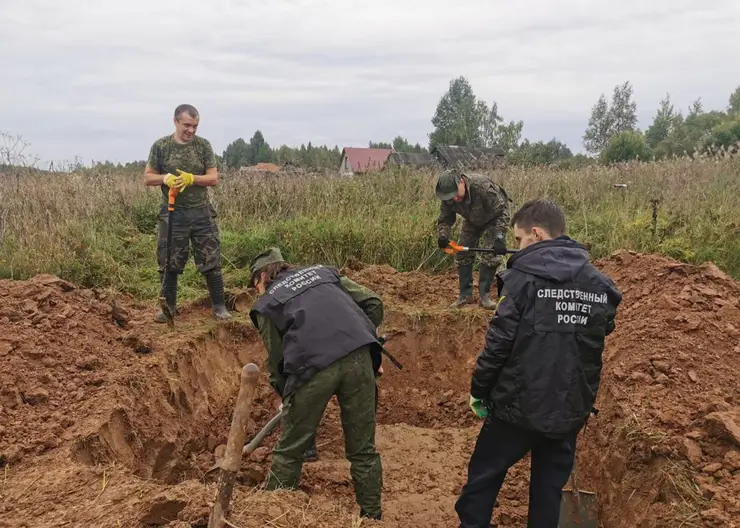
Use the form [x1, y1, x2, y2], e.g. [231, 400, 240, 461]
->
[1, 154, 738, 302]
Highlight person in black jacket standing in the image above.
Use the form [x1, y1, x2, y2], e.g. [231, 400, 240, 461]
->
[455, 199, 622, 528]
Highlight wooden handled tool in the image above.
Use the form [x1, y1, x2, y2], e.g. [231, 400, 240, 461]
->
[207, 363, 260, 528]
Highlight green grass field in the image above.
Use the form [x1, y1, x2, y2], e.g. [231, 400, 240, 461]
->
[1, 154, 739, 301]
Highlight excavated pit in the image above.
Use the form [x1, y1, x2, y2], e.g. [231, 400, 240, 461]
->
[1, 253, 739, 527]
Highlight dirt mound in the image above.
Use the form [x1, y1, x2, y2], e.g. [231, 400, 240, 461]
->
[1, 252, 739, 527]
[585, 251, 740, 527]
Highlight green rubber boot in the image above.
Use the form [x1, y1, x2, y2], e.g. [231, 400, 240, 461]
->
[450, 263, 475, 308]
[205, 270, 231, 320]
[479, 264, 497, 309]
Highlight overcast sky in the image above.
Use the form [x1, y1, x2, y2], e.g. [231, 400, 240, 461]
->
[1, 0, 738, 166]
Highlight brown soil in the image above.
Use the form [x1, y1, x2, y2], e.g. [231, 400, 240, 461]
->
[0, 252, 738, 527]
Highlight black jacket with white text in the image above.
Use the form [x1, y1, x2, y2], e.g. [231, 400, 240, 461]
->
[470, 236, 622, 437]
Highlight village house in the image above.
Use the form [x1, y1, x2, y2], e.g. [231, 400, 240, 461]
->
[338, 147, 392, 175]
[338, 144, 507, 175]
[429, 145, 506, 170]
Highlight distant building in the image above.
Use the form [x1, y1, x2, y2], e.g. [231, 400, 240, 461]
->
[338, 144, 506, 175]
[339, 147, 392, 175]
[386, 151, 438, 169]
[430, 145, 506, 170]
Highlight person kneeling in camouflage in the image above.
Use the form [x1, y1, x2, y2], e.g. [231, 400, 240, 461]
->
[248, 247, 384, 521]
[435, 169, 512, 309]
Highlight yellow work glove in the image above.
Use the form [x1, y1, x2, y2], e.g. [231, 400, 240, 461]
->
[162, 173, 178, 188]
[469, 395, 488, 419]
[174, 169, 195, 191]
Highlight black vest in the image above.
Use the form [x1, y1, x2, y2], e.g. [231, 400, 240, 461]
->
[250, 265, 380, 396]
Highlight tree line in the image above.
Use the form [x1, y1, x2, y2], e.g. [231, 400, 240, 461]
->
[221, 76, 740, 171]
[6, 76, 740, 174]
[584, 82, 740, 163]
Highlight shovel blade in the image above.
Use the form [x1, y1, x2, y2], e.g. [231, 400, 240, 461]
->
[558, 489, 598, 528]
[158, 296, 175, 328]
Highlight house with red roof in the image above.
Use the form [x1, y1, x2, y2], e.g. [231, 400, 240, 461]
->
[339, 147, 392, 175]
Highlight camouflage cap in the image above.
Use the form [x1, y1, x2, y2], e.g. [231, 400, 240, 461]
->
[435, 169, 462, 201]
[249, 247, 285, 286]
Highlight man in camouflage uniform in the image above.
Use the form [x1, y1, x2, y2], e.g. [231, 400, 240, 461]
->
[143, 104, 230, 322]
[249, 247, 384, 521]
[436, 169, 512, 309]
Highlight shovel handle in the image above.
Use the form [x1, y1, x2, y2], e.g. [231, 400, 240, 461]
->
[168, 186, 179, 212]
[444, 240, 517, 256]
[208, 363, 260, 528]
[222, 364, 260, 471]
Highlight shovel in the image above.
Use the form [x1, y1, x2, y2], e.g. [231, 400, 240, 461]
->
[558, 452, 598, 527]
[204, 408, 284, 476]
[159, 186, 179, 327]
[443, 239, 518, 256]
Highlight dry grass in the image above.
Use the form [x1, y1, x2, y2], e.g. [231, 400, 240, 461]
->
[659, 459, 710, 528]
[224, 487, 377, 528]
[1, 154, 739, 300]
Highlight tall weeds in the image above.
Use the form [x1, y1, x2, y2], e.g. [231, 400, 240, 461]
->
[1, 155, 738, 300]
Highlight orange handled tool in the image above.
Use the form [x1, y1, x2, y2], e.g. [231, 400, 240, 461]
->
[444, 240, 517, 256]
[159, 186, 180, 327]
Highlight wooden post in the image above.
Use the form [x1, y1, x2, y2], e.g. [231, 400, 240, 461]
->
[208, 363, 260, 528]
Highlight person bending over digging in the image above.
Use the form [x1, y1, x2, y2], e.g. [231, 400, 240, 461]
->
[248, 247, 385, 521]
[143, 103, 230, 323]
[455, 199, 622, 528]
[435, 169, 512, 309]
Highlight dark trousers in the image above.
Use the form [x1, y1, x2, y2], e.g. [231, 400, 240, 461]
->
[455, 416, 577, 528]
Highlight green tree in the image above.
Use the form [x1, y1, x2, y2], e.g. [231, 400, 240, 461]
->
[728, 86, 740, 115]
[429, 76, 523, 152]
[645, 93, 681, 151]
[392, 136, 427, 153]
[222, 138, 250, 169]
[583, 81, 638, 155]
[582, 94, 613, 154]
[248, 130, 272, 164]
[508, 138, 573, 166]
[703, 117, 740, 152]
[429, 76, 485, 149]
[600, 130, 653, 164]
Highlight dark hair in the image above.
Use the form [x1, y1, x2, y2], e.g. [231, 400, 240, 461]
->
[253, 262, 296, 288]
[174, 104, 199, 120]
[511, 198, 566, 237]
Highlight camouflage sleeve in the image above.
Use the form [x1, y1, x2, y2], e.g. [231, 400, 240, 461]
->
[252, 312, 287, 396]
[147, 140, 163, 173]
[201, 139, 217, 171]
[339, 275, 384, 328]
[488, 185, 512, 239]
[436, 200, 456, 240]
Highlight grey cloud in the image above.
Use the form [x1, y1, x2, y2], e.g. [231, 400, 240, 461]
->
[1, 0, 739, 164]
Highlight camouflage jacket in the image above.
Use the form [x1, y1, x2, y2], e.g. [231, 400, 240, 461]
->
[147, 134, 217, 209]
[437, 173, 512, 239]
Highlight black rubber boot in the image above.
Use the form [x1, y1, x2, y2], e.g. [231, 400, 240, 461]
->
[479, 264, 496, 309]
[205, 270, 231, 320]
[360, 510, 382, 521]
[155, 271, 178, 323]
[303, 434, 319, 462]
[450, 263, 475, 308]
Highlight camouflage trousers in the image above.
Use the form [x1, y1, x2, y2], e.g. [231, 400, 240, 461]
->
[266, 345, 382, 518]
[455, 220, 506, 269]
[157, 203, 221, 275]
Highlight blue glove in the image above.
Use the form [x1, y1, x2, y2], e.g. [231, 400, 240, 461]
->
[469, 395, 488, 419]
